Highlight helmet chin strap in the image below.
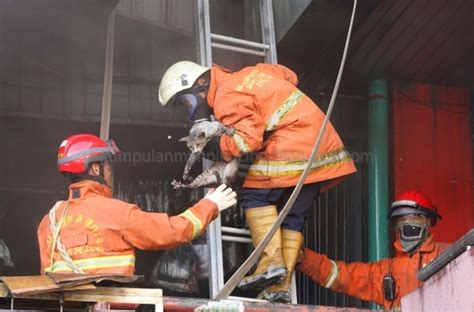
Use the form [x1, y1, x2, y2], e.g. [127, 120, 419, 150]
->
[79, 174, 107, 186]
[77, 162, 109, 187]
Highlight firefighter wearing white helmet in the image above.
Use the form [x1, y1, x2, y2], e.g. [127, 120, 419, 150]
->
[158, 60, 358, 304]
[158, 61, 212, 122]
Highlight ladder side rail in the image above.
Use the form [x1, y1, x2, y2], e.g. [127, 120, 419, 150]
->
[197, 0, 212, 66]
[197, 0, 225, 299]
[197, 0, 283, 300]
[259, 0, 278, 64]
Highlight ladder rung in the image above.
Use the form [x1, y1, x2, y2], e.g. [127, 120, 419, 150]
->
[221, 226, 250, 236]
[211, 42, 267, 57]
[222, 235, 253, 243]
[211, 33, 270, 50]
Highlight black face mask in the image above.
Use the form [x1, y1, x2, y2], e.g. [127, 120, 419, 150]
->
[174, 84, 212, 122]
[398, 222, 428, 253]
[175, 93, 211, 122]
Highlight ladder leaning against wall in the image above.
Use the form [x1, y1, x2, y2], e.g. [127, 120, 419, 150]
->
[195, 0, 297, 303]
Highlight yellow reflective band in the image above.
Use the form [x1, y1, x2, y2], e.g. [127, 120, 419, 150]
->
[266, 90, 303, 131]
[45, 254, 135, 273]
[180, 210, 203, 239]
[323, 260, 339, 288]
[233, 132, 251, 153]
[248, 149, 352, 178]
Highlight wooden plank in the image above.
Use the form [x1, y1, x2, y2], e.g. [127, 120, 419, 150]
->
[357, 0, 429, 76]
[299, 3, 353, 92]
[348, 0, 411, 70]
[61, 287, 162, 305]
[407, 15, 463, 81]
[382, 0, 466, 78]
[396, 0, 468, 80]
[420, 2, 473, 85]
[370, 0, 450, 78]
[1, 276, 95, 296]
[346, 0, 394, 54]
[1, 283, 162, 305]
[413, 7, 469, 84]
[47, 272, 141, 286]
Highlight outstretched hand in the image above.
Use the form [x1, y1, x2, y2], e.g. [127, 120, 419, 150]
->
[204, 184, 237, 212]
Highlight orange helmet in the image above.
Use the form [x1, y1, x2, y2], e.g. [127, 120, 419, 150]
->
[57, 134, 119, 174]
[389, 190, 441, 224]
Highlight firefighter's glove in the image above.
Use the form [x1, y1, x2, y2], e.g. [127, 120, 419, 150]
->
[205, 184, 237, 212]
[203, 136, 223, 161]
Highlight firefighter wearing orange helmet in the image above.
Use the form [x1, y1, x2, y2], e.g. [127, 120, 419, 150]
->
[158, 61, 356, 302]
[37, 134, 237, 275]
[297, 191, 448, 309]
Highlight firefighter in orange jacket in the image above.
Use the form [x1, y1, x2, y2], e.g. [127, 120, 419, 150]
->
[158, 61, 356, 302]
[297, 191, 448, 309]
[37, 134, 237, 275]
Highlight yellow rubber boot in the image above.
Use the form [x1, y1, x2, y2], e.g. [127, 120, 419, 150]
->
[237, 206, 287, 291]
[258, 229, 304, 303]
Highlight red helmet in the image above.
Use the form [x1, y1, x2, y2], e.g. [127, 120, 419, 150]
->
[57, 134, 120, 174]
[389, 190, 441, 223]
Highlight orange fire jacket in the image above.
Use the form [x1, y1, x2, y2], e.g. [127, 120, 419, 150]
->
[297, 234, 449, 309]
[37, 180, 218, 275]
[208, 63, 356, 189]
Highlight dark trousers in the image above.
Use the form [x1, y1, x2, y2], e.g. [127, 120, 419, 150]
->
[240, 183, 321, 232]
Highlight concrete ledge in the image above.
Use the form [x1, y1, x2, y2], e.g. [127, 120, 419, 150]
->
[402, 248, 474, 311]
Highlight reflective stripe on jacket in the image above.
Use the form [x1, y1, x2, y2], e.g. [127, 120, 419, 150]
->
[297, 235, 449, 309]
[207, 63, 356, 189]
[37, 180, 218, 275]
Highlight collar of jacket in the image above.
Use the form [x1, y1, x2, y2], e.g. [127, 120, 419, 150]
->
[393, 233, 435, 256]
[207, 64, 231, 109]
[68, 180, 113, 200]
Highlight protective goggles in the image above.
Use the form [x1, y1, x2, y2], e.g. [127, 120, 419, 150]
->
[106, 140, 120, 156]
[389, 200, 441, 220]
[397, 221, 427, 241]
[174, 93, 200, 121]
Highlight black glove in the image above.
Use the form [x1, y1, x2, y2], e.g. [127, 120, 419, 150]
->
[202, 136, 224, 161]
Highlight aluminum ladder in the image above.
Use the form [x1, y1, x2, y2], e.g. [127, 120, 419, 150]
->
[196, 0, 297, 303]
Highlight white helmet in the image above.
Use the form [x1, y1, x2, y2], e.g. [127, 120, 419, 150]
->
[158, 61, 210, 106]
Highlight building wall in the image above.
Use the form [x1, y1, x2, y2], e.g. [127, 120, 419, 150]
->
[401, 249, 474, 311]
[392, 82, 474, 243]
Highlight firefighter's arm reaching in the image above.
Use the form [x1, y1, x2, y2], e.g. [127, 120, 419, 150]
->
[297, 248, 388, 306]
[122, 184, 236, 250]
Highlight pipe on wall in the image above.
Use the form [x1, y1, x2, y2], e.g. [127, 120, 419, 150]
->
[368, 80, 390, 260]
[368, 79, 390, 309]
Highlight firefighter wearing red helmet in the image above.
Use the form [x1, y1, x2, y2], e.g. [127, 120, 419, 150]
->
[37, 134, 237, 275]
[56, 134, 120, 187]
[296, 191, 448, 309]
